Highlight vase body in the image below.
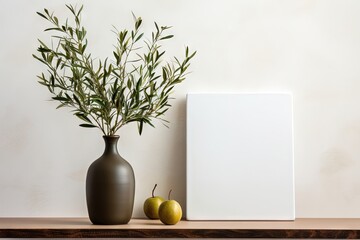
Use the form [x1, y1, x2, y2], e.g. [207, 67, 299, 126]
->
[86, 136, 135, 225]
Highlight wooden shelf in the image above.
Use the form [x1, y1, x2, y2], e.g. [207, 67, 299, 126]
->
[0, 218, 360, 238]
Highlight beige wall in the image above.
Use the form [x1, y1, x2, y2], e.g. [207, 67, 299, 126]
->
[1, 0, 360, 218]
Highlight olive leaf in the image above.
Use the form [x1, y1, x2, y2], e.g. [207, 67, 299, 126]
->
[33, 4, 196, 136]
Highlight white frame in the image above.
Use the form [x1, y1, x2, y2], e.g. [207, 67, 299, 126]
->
[186, 93, 295, 220]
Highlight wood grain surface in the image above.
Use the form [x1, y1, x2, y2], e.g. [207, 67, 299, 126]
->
[0, 218, 359, 238]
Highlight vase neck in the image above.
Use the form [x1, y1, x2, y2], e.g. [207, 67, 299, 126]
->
[103, 135, 120, 155]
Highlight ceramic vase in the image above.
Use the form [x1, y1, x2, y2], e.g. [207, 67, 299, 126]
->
[86, 135, 135, 225]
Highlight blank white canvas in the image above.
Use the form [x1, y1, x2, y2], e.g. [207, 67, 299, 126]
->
[186, 93, 295, 220]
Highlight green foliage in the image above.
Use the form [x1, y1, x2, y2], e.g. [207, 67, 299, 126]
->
[33, 5, 196, 136]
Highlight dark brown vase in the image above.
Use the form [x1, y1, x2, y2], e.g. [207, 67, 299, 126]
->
[86, 135, 135, 225]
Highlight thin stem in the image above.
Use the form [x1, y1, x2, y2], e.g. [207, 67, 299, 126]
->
[168, 189, 172, 200]
[152, 184, 157, 198]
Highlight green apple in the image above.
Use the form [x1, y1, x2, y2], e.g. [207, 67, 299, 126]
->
[158, 189, 182, 225]
[143, 184, 165, 219]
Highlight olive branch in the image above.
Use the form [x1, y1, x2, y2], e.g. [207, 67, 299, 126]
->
[33, 5, 196, 136]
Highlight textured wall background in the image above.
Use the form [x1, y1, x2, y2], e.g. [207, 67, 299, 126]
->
[1, 0, 360, 218]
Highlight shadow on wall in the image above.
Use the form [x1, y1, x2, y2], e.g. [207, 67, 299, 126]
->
[132, 97, 188, 219]
[167, 97, 187, 218]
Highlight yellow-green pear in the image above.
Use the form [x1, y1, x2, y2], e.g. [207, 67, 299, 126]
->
[143, 184, 165, 219]
[158, 189, 182, 225]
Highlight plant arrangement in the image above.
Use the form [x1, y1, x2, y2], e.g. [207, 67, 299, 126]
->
[33, 5, 196, 136]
